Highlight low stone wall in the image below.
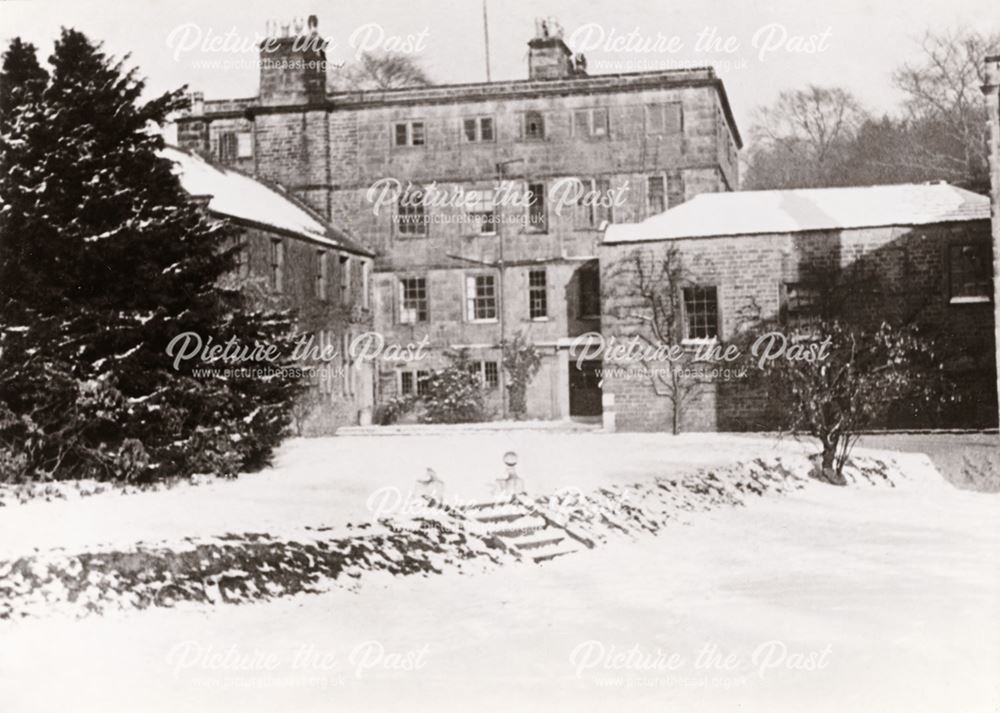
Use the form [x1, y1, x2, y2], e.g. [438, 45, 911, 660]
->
[0, 455, 899, 620]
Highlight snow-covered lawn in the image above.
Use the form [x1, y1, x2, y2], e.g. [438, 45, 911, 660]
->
[0, 432, 827, 558]
[1, 467, 997, 713]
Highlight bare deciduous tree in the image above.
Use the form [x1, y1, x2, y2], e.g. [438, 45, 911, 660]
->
[328, 51, 431, 92]
[606, 247, 704, 435]
[744, 85, 869, 189]
[893, 28, 1000, 192]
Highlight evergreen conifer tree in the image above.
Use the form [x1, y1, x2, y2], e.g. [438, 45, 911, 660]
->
[0, 30, 303, 481]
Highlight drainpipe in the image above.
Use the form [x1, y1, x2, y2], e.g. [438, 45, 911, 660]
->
[982, 56, 1000, 433]
[496, 158, 525, 420]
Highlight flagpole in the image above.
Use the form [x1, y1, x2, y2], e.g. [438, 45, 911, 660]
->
[482, 0, 492, 82]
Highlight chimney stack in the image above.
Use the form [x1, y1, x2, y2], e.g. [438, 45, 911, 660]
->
[187, 91, 204, 116]
[259, 15, 328, 106]
[528, 18, 587, 80]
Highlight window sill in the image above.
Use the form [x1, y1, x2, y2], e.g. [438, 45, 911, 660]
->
[530, 317, 550, 322]
[578, 314, 601, 321]
[949, 296, 991, 305]
[469, 319, 499, 324]
[681, 337, 719, 349]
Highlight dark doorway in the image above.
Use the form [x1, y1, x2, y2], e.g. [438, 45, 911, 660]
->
[569, 360, 603, 417]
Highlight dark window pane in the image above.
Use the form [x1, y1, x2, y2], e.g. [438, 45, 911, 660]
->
[578, 267, 601, 318]
[527, 182, 547, 232]
[529, 269, 547, 319]
[411, 122, 425, 145]
[484, 361, 499, 388]
[683, 286, 719, 340]
[949, 244, 991, 300]
[524, 111, 545, 140]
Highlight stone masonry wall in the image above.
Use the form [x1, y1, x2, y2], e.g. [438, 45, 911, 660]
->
[600, 220, 997, 432]
[236, 227, 375, 432]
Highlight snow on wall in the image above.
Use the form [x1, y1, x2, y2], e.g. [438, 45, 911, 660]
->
[0, 454, 902, 620]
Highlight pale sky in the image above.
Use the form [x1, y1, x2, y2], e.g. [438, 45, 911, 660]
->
[2, 0, 998, 134]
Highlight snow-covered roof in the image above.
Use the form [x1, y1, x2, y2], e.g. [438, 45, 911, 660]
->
[603, 183, 991, 244]
[160, 146, 372, 256]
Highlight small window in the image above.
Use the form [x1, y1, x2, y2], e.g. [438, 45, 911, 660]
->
[647, 175, 666, 216]
[216, 132, 237, 162]
[396, 187, 428, 236]
[463, 116, 494, 142]
[529, 268, 547, 320]
[393, 121, 425, 147]
[949, 243, 992, 303]
[784, 283, 821, 332]
[401, 370, 432, 396]
[526, 182, 547, 233]
[573, 178, 614, 228]
[400, 371, 414, 395]
[339, 255, 350, 305]
[269, 238, 284, 293]
[316, 250, 328, 301]
[668, 172, 685, 206]
[235, 234, 250, 278]
[399, 277, 428, 323]
[683, 286, 719, 341]
[594, 177, 613, 225]
[573, 107, 609, 139]
[468, 361, 499, 389]
[646, 103, 683, 136]
[483, 361, 499, 389]
[466, 274, 498, 321]
[217, 132, 238, 163]
[480, 117, 494, 141]
[236, 132, 253, 158]
[523, 111, 545, 141]
[467, 190, 496, 235]
[578, 266, 601, 319]
[411, 122, 425, 145]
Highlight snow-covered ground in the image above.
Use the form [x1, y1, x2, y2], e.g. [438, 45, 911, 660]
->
[0, 432, 827, 558]
[1, 465, 997, 713]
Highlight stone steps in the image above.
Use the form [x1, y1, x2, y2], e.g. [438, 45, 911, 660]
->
[461, 497, 589, 564]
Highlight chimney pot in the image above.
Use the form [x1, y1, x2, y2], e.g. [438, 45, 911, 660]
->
[985, 55, 1000, 90]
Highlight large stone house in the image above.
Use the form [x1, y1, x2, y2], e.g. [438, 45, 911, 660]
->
[600, 183, 997, 431]
[163, 146, 376, 433]
[173, 15, 742, 421]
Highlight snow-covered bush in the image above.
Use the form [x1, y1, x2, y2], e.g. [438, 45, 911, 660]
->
[418, 351, 489, 424]
[373, 395, 417, 425]
[739, 320, 945, 484]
